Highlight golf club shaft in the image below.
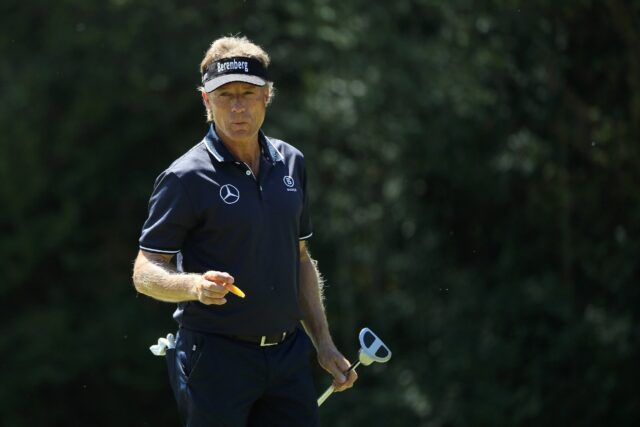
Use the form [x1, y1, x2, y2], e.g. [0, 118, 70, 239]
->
[317, 361, 361, 406]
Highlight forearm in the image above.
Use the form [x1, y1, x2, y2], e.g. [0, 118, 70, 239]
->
[297, 243, 357, 390]
[132, 251, 198, 303]
[298, 255, 334, 349]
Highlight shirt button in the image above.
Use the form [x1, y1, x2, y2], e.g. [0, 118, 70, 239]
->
[245, 170, 251, 176]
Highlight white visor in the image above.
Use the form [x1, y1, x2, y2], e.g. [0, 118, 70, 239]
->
[204, 74, 267, 93]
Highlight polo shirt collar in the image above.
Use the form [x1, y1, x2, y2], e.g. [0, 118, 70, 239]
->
[204, 124, 284, 164]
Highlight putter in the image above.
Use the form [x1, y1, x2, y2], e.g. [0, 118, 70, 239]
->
[317, 327, 392, 406]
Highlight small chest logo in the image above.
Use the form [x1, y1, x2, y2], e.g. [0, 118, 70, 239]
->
[283, 176, 295, 188]
[220, 184, 240, 204]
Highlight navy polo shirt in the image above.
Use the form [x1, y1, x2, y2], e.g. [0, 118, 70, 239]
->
[139, 125, 313, 336]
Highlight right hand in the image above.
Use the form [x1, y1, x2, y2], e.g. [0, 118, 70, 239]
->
[192, 271, 235, 305]
[317, 342, 358, 392]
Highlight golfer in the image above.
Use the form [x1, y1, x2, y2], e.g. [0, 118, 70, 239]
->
[132, 35, 357, 426]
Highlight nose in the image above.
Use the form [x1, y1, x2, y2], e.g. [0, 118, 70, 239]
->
[230, 95, 246, 112]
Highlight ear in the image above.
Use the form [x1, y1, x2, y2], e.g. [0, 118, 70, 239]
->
[201, 90, 209, 104]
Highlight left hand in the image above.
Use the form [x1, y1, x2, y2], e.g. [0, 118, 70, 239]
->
[317, 343, 358, 392]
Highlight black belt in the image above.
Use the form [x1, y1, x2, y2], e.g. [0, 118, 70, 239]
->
[232, 328, 297, 347]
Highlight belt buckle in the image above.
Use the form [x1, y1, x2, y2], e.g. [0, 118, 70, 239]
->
[260, 332, 286, 347]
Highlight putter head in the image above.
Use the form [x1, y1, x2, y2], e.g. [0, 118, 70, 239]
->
[358, 327, 392, 366]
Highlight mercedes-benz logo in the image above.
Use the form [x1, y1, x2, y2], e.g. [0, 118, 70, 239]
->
[283, 176, 295, 188]
[219, 184, 240, 204]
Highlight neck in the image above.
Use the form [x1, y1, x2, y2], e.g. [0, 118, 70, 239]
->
[219, 132, 261, 174]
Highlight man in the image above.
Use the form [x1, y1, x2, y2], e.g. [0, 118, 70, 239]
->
[132, 36, 357, 426]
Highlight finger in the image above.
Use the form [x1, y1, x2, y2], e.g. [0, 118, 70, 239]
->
[200, 295, 227, 305]
[329, 356, 357, 392]
[201, 280, 228, 291]
[327, 361, 347, 385]
[203, 271, 235, 284]
[200, 281, 229, 295]
[197, 281, 228, 301]
[202, 291, 228, 302]
[336, 357, 352, 373]
[333, 370, 357, 392]
[198, 290, 228, 304]
[344, 369, 358, 388]
[332, 368, 352, 390]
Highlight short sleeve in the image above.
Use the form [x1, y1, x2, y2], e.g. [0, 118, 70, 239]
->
[299, 163, 313, 240]
[139, 171, 196, 254]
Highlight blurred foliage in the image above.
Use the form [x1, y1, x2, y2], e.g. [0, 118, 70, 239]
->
[1, 0, 639, 425]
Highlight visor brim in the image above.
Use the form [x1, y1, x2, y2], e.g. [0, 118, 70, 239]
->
[203, 74, 267, 93]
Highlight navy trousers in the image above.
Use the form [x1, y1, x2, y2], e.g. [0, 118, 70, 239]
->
[166, 327, 319, 427]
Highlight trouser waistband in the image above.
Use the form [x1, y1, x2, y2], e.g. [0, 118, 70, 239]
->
[231, 328, 297, 347]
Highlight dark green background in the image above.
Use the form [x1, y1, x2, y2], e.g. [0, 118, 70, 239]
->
[2, 0, 639, 425]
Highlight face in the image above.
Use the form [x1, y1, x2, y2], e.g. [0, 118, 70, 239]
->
[204, 82, 269, 144]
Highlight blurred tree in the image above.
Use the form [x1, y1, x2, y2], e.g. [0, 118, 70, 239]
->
[0, 0, 638, 426]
